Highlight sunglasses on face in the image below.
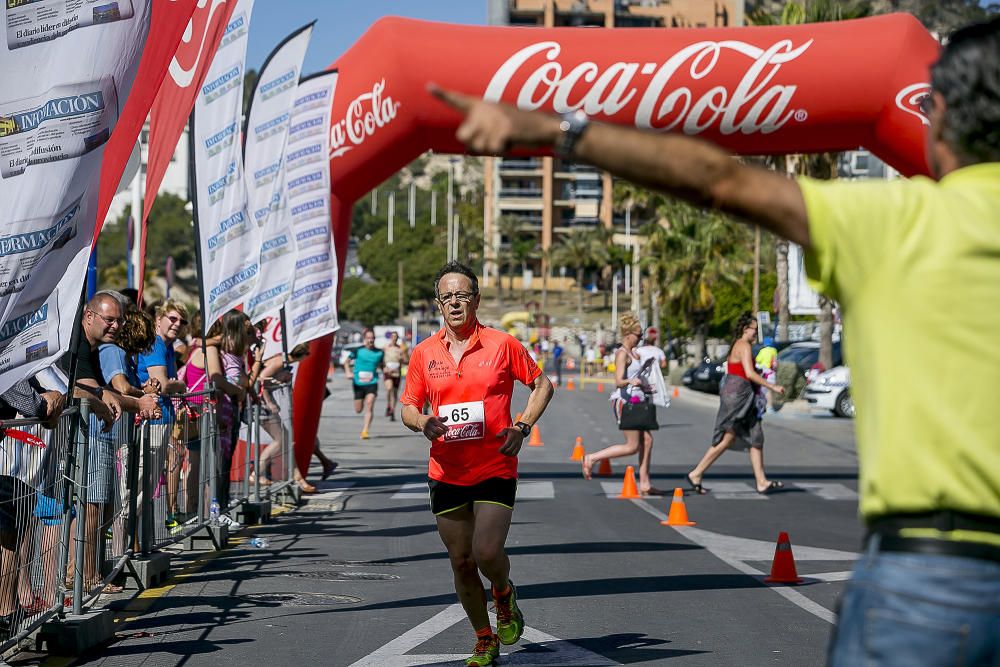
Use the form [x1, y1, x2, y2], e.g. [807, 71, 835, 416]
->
[88, 309, 123, 327]
[166, 314, 189, 326]
[437, 291, 477, 304]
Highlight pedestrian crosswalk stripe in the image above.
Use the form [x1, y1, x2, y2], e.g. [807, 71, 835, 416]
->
[706, 482, 769, 500]
[391, 481, 556, 501]
[388, 480, 856, 501]
[792, 482, 858, 500]
[309, 482, 355, 500]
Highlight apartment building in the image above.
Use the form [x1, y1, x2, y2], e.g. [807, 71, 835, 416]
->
[482, 0, 743, 285]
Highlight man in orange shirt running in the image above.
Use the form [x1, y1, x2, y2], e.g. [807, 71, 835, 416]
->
[401, 261, 554, 667]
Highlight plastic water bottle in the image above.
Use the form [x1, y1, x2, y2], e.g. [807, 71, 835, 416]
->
[209, 498, 220, 526]
[249, 537, 269, 549]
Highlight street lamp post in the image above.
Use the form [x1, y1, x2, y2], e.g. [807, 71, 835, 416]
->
[388, 191, 394, 245]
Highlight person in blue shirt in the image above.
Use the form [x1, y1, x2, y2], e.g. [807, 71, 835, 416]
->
[136, 299, 190, 529]
[552, 340, 564, 387]
[345, 328, 384, 439]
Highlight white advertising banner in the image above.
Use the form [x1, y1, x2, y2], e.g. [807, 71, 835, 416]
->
[0, 1, 151, 394]
[788, 241, 822, 315]
[284, 71, 340, 348]
[243, 23, 313, 322]
[192, 0, 255, 326]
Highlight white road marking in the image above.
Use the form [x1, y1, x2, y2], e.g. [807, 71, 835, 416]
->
[392, 482, 429, 500]
[390, 481, 554, 501]
[630, 498, 857, 625]
[793, 482, 859, 501]
[347, 603, 620, 666]
[308, 482, 355, 500]
[516, 481, 555, 499]
[705, 482, 768, 500]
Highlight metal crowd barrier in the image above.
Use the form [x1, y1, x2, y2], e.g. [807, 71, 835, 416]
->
[0, 407, 76, 650]
[242, 379, 296, 506]
[0, 377, 302, 656]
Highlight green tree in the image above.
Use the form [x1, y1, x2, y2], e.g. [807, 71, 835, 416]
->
[641, 201, 752, 360]
[339, 277, 399, 328]
[553, 229, 608, 316]
[97, 192, 197, 296]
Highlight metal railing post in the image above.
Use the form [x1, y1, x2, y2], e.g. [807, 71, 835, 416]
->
[140, 421, 152, 556]
[126, 418, 140, 555]
[56, 409, 80, 614]
[252, 400, 261, 502]
[72, 404, 92, 616]
[285, 385, 295, 488]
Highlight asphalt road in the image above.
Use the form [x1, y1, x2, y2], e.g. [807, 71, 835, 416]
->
[50, 373, 862, 667]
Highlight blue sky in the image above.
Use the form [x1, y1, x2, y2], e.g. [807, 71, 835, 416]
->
[245, 1, 487, 76]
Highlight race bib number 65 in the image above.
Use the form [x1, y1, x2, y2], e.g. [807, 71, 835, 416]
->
[440, 401, 485, 442]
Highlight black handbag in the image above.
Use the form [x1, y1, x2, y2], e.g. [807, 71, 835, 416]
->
[618, 399, 659, 431]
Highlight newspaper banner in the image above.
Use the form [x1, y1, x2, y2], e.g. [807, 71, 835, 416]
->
[0, 0, 156, 394]
[192, 0, 255, 326]
[6, 0, 136, 50]
[284, 71, 340, 349]
[242, 23, 313, 322]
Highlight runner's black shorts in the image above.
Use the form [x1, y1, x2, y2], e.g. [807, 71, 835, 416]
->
[428, 477, 517, 516]
[352, 383, 378, 400]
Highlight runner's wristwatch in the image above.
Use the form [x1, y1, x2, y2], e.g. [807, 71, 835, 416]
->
[556, 110, 589, 158]
[514, 421, 532, 438]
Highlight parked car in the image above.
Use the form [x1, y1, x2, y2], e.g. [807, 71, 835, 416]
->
[777, 341, 843, 373]
[682, 356, 727, 394]
[804, 366, 854, 418]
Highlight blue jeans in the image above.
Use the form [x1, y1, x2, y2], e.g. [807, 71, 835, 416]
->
[828, 534, 1000, 666]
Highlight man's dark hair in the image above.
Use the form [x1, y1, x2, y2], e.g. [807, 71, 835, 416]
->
[433, 261, 479, 297]
[931, 17, 1000, 164]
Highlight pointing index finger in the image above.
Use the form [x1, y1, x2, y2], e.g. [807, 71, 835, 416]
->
[428, 83, 472, 113]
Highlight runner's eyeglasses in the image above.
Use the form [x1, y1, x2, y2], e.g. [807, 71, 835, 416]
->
[166, 314, 189, 326]
[437, 291, 477, 304]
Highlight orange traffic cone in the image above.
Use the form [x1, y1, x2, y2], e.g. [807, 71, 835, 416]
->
[570, 437, 585, 461]
[764, 532, 804, 584]
[596, 458, 613, 477]
[566, 378, 575, 391]
[596, 382, 604, 393]
[514, 413, 522, 423]
[617, 465, 641, 499]
[528, 425, 544, 447]
[660, 488, 696, 526]
[672, 386, 680, 398]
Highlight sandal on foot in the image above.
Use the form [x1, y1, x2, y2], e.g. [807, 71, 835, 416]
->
[641, 487, 668, 497]
[757, 480, 785, 495]
[685, 473, 708, 495]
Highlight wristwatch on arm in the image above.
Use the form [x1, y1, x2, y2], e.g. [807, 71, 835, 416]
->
[514, 421, 532, 438]
[556, 110, 590, 159]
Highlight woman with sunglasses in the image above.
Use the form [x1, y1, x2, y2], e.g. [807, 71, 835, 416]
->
[137, 299, 191, 530]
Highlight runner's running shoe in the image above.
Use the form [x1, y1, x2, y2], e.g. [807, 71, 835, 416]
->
[494, 581, 524, 645]
[464, 634, 499, 666]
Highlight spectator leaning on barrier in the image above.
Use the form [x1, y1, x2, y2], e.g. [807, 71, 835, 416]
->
[137, 299, 189, 530]
[434, 17, 1000, 665]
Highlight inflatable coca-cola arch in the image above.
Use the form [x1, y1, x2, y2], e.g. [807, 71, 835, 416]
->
[291, 14, 938, 470]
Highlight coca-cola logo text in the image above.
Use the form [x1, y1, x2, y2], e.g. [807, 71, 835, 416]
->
[330, 80, 401, 158]
[484, 39, 814, 135]
[895, 82, 931, 127]
[169, 0, 228, 89]
[444, 423, 485, 442]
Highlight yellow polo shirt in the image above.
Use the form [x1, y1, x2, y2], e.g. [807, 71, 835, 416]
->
[800, 163, 1000, 545]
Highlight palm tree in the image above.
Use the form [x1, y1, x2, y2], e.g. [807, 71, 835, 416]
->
[640, 201, 751, 360]
[553, 229, 608, 316]
[494, 215, 524, 304]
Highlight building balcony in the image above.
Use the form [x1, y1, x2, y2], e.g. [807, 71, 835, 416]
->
[499, 158, 543, 175]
